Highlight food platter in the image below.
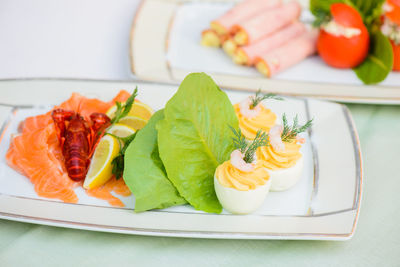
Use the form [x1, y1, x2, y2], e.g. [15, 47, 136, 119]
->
[130, 0, 400, 104]
[0, 78, 362, 240]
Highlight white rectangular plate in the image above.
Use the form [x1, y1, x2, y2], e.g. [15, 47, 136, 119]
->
[0, 79, 362, 240]
[130, 0, 400, 104]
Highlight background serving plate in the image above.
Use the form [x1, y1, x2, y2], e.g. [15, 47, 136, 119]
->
[130, 0, 400, 104]
[0, 79, 361, 240]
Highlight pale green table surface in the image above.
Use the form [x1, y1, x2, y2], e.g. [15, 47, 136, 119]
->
[1, 104, 399, 266]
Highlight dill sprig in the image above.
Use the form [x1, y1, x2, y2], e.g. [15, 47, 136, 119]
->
[229, 125, 247, 154]
[250, 89, 283, 109]
[229, 126, 269, 163]
[280, 114, 313, 143]
[108, 131, 139, 179]
[110, 87, 138, 124]
[244, 130, 268, 163]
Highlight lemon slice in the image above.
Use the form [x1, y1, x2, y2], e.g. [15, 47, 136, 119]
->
[83, 135, 120, 189]
[107, 123, 135, 138]
[106, 101, 153, 121]
[118, 116, 147, 130]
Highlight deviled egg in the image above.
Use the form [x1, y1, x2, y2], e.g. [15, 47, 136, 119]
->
[256, 115, 312, 191]
[257, 144, 304, 191]
[233, 90, 282, 140]
[214, 129, 271, 214]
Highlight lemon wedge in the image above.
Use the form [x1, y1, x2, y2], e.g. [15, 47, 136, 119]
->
[107, 123, 135, 138]
[83, 135, 120, 189]
[106, 101, 153, 121]
[118, 116, 147, 130]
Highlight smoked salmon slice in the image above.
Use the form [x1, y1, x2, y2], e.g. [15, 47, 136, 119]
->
[5, 90, 132, 206]
[54, 90, 131, 120]
[86, 177, 131, 207]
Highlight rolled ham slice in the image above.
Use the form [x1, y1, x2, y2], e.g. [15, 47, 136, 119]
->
[201, 29, 228, 47]
[233, 22, 306, 65]
[222, 38, 237, 57]
[211, 0, 282, 35]
[233, 1, 301, 45]
[255, 30, 318, 77]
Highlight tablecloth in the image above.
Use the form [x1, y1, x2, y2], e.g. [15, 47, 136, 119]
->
[0, 0, 399, 266]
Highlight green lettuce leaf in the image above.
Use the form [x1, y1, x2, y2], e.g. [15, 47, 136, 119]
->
[157, 73, 238, 213]
[123, 110, 186, 212]
[354, 30, 394, 84]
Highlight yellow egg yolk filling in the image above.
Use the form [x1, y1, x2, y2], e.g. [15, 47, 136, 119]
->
[215, 160, 270, 191]
[256, 141, 302, 170]
[234, 103, 277, 140]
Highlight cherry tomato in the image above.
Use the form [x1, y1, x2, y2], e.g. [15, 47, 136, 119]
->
[391, 40, 400, 71]
[385, 0, 400, 25]
[317, 3, 370, 68]
[383, 0, 400, 71]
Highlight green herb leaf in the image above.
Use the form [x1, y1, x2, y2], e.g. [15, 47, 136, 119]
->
[243, 130, 268, 163]
[157, 73, 238, 213]
[250, 89, 283, 109]
[310, 0, 353, 16]
[111, 154, 124, 181]
[229, 125, 247, 154]
[105, 87, 139, 180]
[355, 0, 384, 27]
[354, 30, 394, 84]
[110, 87, 138, 125]
[312, 8, 332, 28]
[281, 114, 313, 143]
[310, 0, 383, 28]
[229, 127, 268, 163]
[108, 131, 139, 180]
[123, 110, 186, 212]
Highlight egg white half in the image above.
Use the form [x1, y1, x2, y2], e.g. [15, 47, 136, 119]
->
[214, 175, 271, 215]
[267, 154, 304, 192]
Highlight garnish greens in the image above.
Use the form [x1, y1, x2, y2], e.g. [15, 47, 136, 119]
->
[281, 114, 313, 143]
[106, 87, 139, 179]
[312, 8, 331, 27]
[310, 0, 385, 28]
[230, 126, 268, 163]
[310, 0, 392, 84]
[229, 126, 247, 154]
[110, 87, 138, 124]
[250, 89, 283, 109]
[108, 131, 139, 180]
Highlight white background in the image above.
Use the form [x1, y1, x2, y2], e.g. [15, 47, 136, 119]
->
[0, 0, 140, 80]
[1, 0, 398, 86]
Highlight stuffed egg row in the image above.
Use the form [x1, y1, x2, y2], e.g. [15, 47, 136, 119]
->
[214, 92, 311, 214]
